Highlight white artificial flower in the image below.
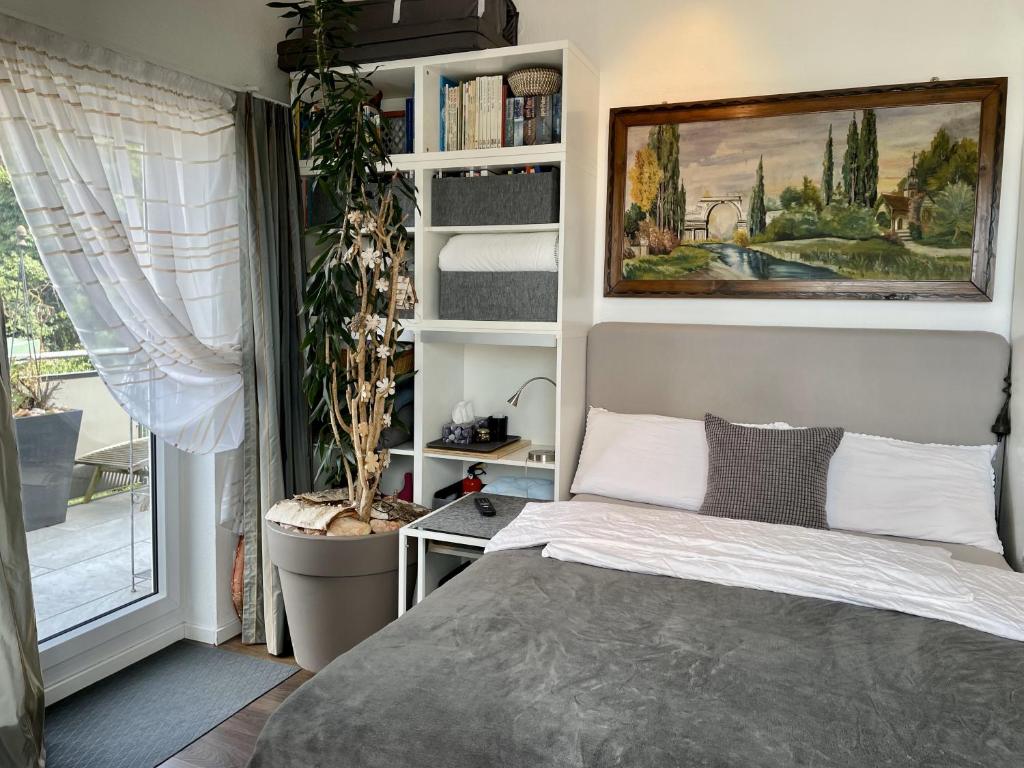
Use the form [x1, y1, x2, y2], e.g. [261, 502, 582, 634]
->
[363, 451, 380, 473]
[359, 382, 372, 401]
[375, 278, 389, 292]
[382, 413, 392, 428]
[346, 210, 364, 227]
[364, 314, 383, 335]
[359, 249, 382, 269]
[376, 344, 390, 359]
[375, 377, 396, 397]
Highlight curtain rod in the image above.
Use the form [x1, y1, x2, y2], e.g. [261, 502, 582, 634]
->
[241, 85, 291, 110]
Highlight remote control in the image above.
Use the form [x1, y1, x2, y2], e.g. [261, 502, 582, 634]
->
[474, 496, 496, 517]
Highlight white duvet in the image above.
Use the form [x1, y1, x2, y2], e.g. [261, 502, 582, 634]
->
[485, 501, 1024, 642]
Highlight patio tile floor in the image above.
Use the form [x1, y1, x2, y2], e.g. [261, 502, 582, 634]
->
[27, 490, 155, 641]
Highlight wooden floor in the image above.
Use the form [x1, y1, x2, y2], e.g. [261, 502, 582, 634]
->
[158, 637, 313, 768]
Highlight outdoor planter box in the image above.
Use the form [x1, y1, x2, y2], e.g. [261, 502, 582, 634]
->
[439, 271, 557, 322]
[15, 409, 83, 532]
[431, 169, 560, 227]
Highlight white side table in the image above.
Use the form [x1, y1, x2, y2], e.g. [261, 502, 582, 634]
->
[398, 493, 530, 616]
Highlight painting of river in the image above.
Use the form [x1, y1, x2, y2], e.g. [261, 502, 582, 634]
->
[606, 80, 1006, 299]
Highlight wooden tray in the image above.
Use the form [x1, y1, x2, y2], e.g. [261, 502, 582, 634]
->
[424, 436, 530, 461]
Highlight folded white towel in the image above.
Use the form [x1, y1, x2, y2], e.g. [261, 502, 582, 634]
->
[438, 232, 559, 272]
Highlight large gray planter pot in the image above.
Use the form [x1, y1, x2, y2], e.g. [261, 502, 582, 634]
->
[14, 409, 83, 532]
[268, 522, 417, 672]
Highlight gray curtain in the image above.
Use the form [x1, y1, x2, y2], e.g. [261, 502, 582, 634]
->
[0, 302, 45, 766]
[236, 94, 313, 653]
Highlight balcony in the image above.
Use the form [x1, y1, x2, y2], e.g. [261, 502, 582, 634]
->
[15, 365, 155, 641]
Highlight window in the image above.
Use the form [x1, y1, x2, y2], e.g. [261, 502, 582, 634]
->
[1, 159, 158, 642]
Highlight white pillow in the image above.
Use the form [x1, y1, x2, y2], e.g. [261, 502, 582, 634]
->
[570, 408, 789, 510]
[825, 432, 1001, 553]
[570, 408, 707, 510]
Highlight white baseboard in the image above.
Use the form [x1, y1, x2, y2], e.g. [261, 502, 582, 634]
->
[44, 622, 185, 705]
[185, 617, 241, 646]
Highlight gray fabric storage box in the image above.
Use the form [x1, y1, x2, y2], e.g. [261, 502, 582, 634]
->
[432, 170, 560, 226]
[439, 271, 557, 322]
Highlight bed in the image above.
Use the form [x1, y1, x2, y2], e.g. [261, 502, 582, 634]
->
[249, 323, 1024, 768]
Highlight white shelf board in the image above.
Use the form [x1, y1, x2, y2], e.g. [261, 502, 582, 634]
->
[409, 319, 560, 335]
[299, 146, 561, 176]
[299, 153, 419, 177]
[387, 442, 415, 457]
[426, 223, 560, 235]
[423, 443, 557, 470]
[421, 144, 564, 168]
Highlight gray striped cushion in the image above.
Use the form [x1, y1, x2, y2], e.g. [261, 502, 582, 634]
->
[699, 414, 844, 530]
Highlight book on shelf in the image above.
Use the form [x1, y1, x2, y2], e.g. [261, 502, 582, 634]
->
[552, 93, 562, 143]
[404, 97, 415, 153]
[523, 96, 537, 147]
[512, 97, 524, 147]
[439, 73, 561, 151]
[536, 95, 552, 145]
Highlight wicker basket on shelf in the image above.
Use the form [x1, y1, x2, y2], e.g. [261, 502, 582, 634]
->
[507, 67, 562, 97]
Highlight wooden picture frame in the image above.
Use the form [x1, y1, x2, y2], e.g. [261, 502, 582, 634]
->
[605, 78, 1006, 300]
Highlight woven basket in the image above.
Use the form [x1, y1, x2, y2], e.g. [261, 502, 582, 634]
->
[507, 67, 562, 97]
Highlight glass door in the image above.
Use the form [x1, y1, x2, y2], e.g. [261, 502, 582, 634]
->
[1, 159, 158, 642]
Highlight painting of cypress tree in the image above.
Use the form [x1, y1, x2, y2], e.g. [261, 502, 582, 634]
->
[841, 116, 860, 205]
[822, 124, 834, 207]
[858, 109, 879, 207]
[748, 156, 766, 236]
[607, 78, 1006, 300]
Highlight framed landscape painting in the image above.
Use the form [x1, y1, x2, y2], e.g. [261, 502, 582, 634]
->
[605, 78, 1006, 300]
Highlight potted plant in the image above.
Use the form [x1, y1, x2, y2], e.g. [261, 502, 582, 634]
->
[5, 224, 83, 531]
[267, 0, 426, 672]
[11, 360, 83, 532]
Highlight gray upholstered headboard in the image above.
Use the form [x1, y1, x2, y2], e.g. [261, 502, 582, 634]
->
[586, 323, 1012, 552]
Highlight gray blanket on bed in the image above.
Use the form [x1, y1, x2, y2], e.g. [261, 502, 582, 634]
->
[249, 550, 1024, 768]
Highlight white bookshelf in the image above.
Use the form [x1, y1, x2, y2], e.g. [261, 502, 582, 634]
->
[297, 41, 598, 506]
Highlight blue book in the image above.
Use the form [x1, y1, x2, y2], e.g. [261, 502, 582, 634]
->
[537, 95, 553, 145]
[439, 76, 458, 151]
[504, 97, 514, 147]
[404, 97, 414, 153]
[552, 93, 562, 142]
[512, 97, 525, 147]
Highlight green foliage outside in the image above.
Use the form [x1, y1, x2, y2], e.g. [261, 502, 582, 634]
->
[1, 163, 82, 356]
[756, 238, 970, 281]
[12, 355, 93, 377]
[622, 245, 711, 280]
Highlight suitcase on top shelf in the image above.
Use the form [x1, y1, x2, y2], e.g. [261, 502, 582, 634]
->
[277, 0, 520, 71]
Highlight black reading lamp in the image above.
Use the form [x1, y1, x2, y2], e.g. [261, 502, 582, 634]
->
[506, 376, 557, 464]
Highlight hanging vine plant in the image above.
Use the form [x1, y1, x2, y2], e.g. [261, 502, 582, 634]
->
[272, 0, 417, 524]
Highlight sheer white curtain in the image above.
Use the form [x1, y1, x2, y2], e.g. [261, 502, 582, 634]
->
[0, 15, 242, 452]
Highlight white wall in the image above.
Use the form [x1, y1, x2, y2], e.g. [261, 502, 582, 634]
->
[0, 0, 290, 102]
[517, 0, 1024, 337]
